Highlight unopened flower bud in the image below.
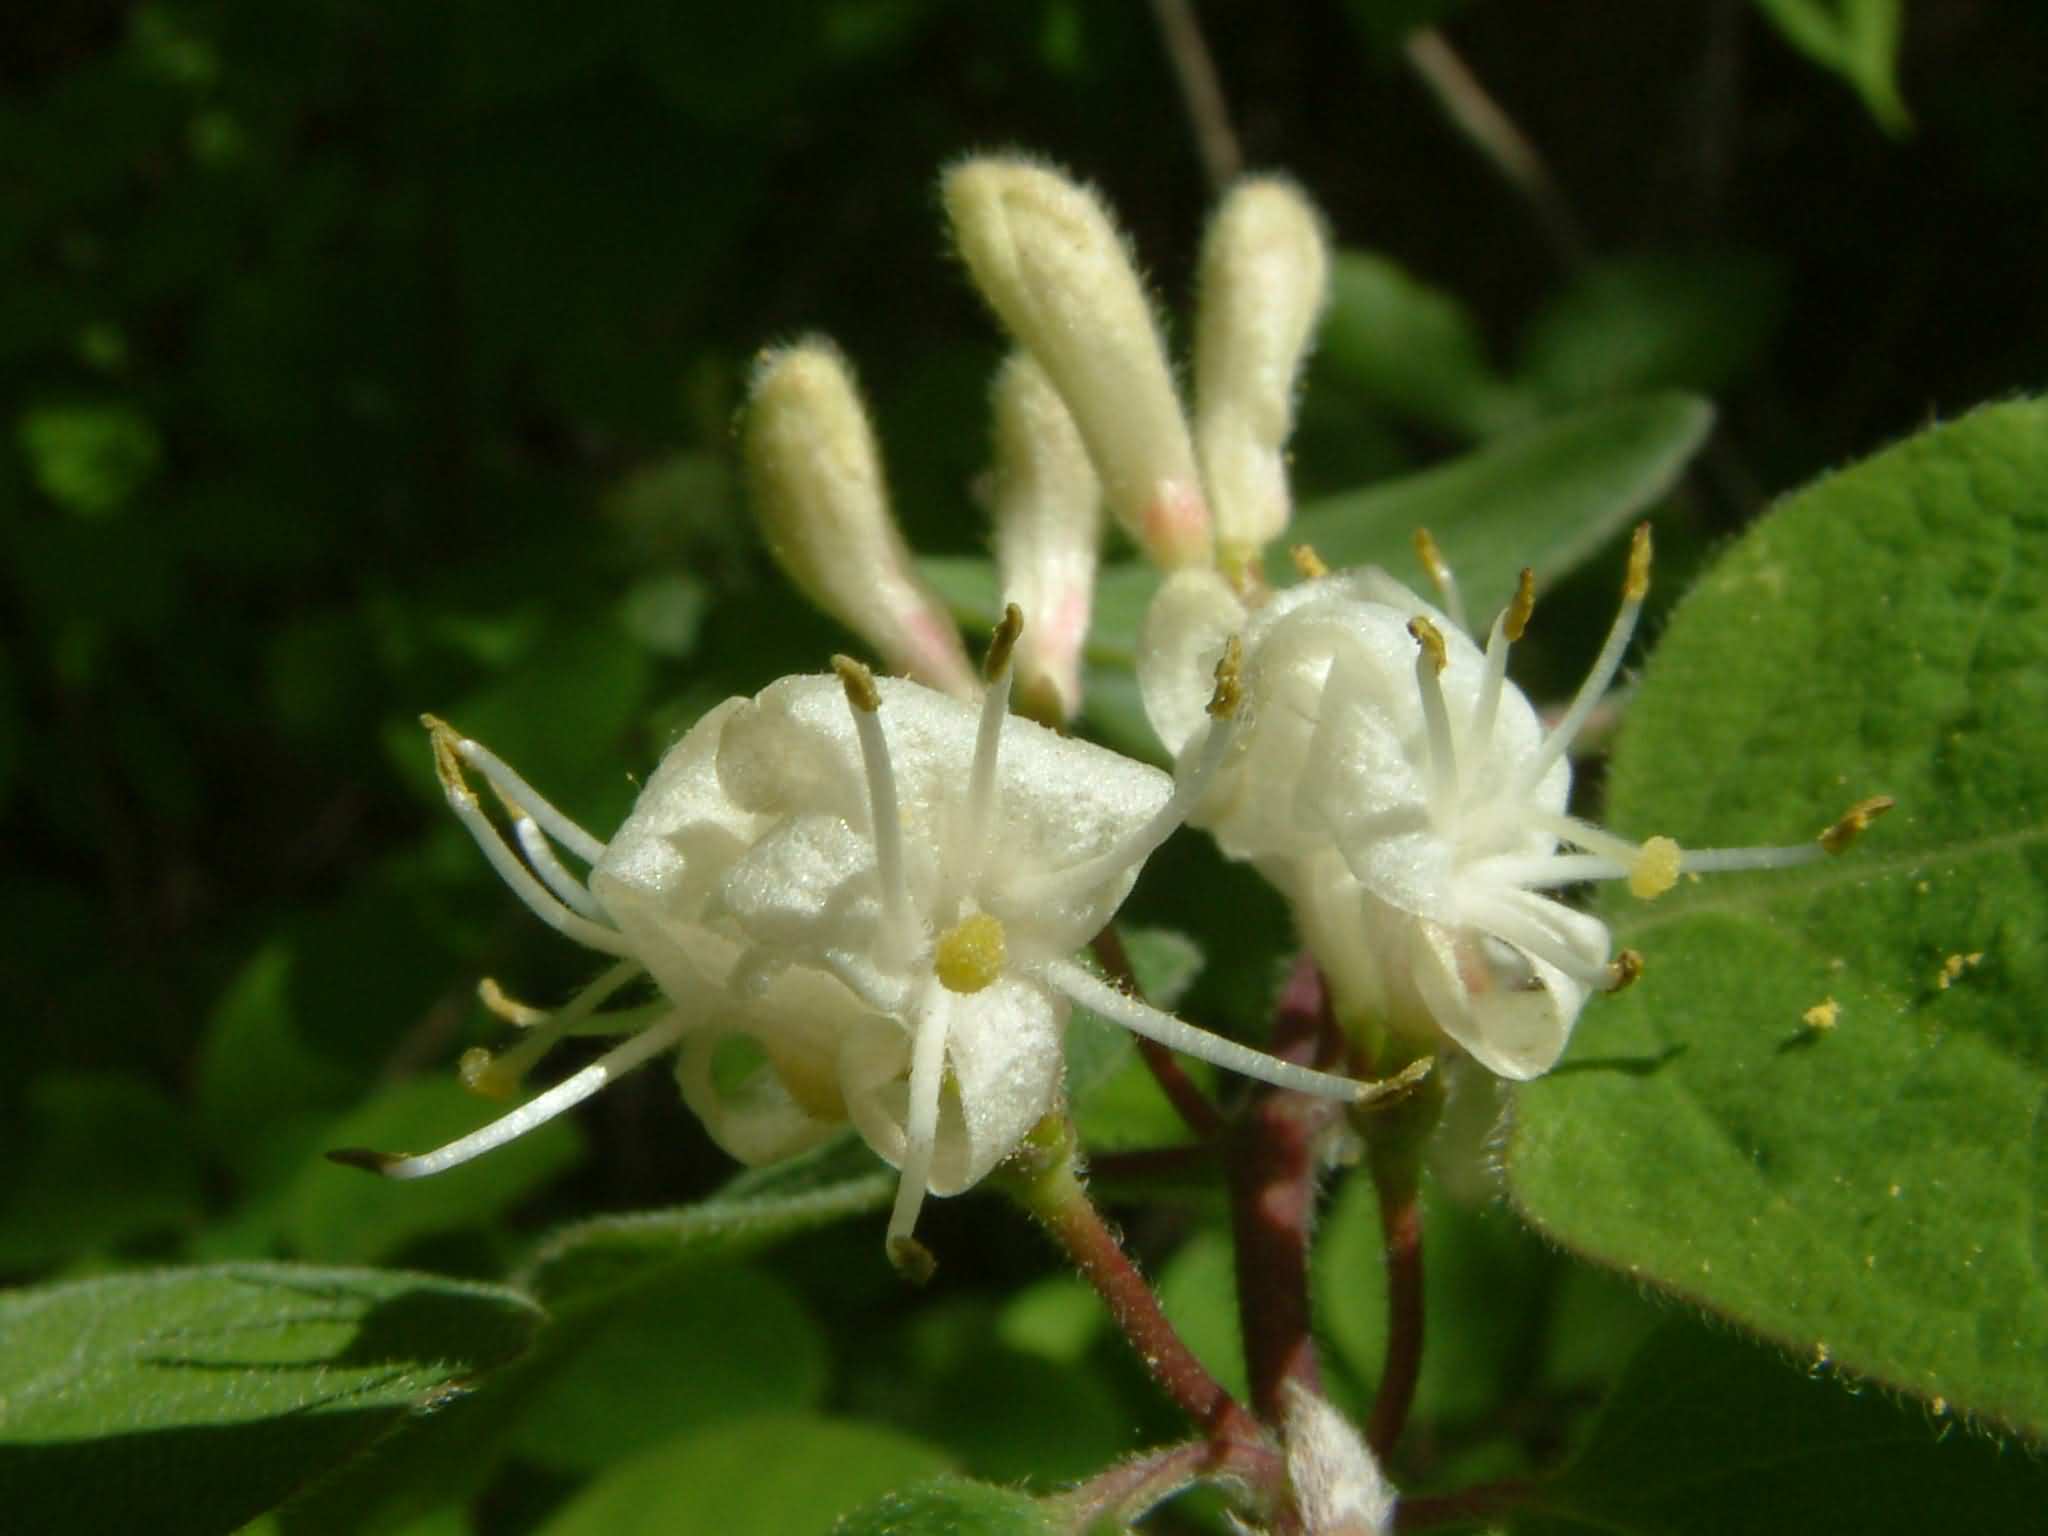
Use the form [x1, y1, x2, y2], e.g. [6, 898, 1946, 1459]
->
[744, 339, 978, 698]
[1193, 178, 1329, 577]
[1283, 1383, 1397, 1535]
[988, 353, 1102, 723]
[943, 156, 1211, 570]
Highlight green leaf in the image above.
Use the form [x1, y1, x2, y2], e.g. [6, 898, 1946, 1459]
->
[1517, 253, 1786, 407]
[512, 1264, 829, 1471]
[533, 1415, 953, 1536]
[1507, 398, 2048, 1440]
[918, 394, 1711, 680]
[830, 1477, 1055, 1536]
[0, 1264, 542, 1536]
[1283, 393, 1714, 624]
[1750, 0, 1910, 133]
[16, 401, 162, 517]
[0, 1073, 204, 1270]
[519, 1132, 893, 1306]
[1317, 249, 1531, 438]
[1521, 1320, 2048, 1533]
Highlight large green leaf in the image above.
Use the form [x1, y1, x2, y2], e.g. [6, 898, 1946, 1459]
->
[512, 1264, 829, 1470]
[0, 1264, 542, 1536]
[518, 1132, 894, 1306]
[830, 1478, 1055, 1536]
[919, 393, 1712, 676]
[1518, 1320, 2048, 1533]
[1508, 398, 2048, 1440]
[532, 1415, 953, 1536]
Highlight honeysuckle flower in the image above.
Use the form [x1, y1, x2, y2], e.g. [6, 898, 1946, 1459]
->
[1283, 1383, 1397, 1536]
[1137, 527, 1891, 1079]
[988, 352, 1102, 725]
[334, 616, 1379, 1272]
[944, 156, 1213, 570]
[744, 338, 979, 700]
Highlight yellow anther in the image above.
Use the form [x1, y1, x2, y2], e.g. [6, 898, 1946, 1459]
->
[1629, 836, 1682, 899]
[1289, 544, 1329, 581]
[934, 911, 1006, 994]
[421, 714, 476, 805]
[1818, 794, 1895, 854]
[1623, 523, 1653, 602]
[984, 603, 1024, 683]
[888, 1234, 937, 1285]
[1505, 567, 1536, 643]
[1208, 634, 1245, 719]
[1608, 949, 1645, 992]
[478, 977, 547, 1028]
[458, 1047, 519, 1101]
[1413, 526, 1452, 591]
[832, 654, 881, 713]
[1407, 615, 1447, 675]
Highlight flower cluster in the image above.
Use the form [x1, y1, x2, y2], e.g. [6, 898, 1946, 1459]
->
[939, 156, 1888, 1078]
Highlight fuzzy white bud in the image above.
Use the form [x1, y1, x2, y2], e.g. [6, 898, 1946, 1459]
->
[744, 339, 978, 699]
[1193, 178, 1330, 575]
[943, 156, 1211, 570]
[989, 353, 1102, 723]
[1283, 1384, 1397, 1535]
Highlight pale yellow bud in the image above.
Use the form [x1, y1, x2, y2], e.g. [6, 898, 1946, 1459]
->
[743, 339, 977, 698]
[988, 353, 1101, 723]
[1193, 177, 1330, 574]
[943, 156, 1211, 570]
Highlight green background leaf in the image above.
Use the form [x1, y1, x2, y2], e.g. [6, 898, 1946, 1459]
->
[0, 1264, 542, 1536]
[1519, 1319, 2048, 1533]
[1509, 398, 2048, 1440]
[829, 1476, 1055, 1536]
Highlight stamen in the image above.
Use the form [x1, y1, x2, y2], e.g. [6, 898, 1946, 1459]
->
[1038, 957, 1375, 1101]
[424, 719, 634, 958]
[514, 817, 609, 923]
[1519, 524, 1651, 793]
[462, 959, 646, 1098]
[948, 607, 1020, 918]
[1209, 633, 1245, 720]
[886, 987, 953, 1276]
[426, 716, 608, 866]
[1291, 544, 1330, 581]
[1465, 567, 1533, 788]
[1408, 616, 1458, 816]
[1607, 949, 1645, 992]
[1819, 795, 1895, 854]
[328, 1012, 690, 1179]
[1412, 527, 1469, 635]
[834, 655, 913, 948]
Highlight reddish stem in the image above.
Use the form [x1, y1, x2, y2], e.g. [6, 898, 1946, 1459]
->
[1024, 1153, 1262, 1445]
[1055, 1436, 1285, 1532]
[1229, 953, 1346, 1424]
[1366, 1168, 1426, 1458]
[1397, 1478, 1535, 1531]
[1091, 926, 1228, 1141]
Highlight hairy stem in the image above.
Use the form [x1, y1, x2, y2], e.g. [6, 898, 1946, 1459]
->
[1092, 925, 1229, 1142]
[1229, 953, 1346, 1424]
[1005, 1120, 1262, 1444]
[1357, 1059, 1444, 1458]
[1053, 1436, 1284, 1533]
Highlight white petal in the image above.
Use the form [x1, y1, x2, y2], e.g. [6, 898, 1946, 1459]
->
[1407, 919, 1590, 1080]
[674, 1016, 844, 1167]
[1137, 567, 1246, 757]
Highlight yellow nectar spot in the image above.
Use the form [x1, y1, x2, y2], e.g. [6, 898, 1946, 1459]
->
[1630, 836, 1682, 900]
[1802, 997, 1840, 1032]
[935, 912, 1006, 994]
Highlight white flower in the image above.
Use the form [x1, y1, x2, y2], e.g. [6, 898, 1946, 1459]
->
[335, 618, 1374, 1271]
[1137, 529, 1887, 1079]
[1283, 1383, 1397, 1536]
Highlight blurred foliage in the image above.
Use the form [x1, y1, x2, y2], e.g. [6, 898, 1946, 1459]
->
[2, 1, 2045, 1532]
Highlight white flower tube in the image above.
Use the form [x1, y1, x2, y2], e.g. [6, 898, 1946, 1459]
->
[988, 353, 1102, 724]
[744, 339, 978, 699]
[944, 156, 1211, 570]
[1193, 178, 1330, 577]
